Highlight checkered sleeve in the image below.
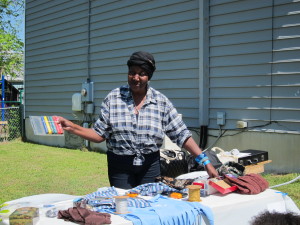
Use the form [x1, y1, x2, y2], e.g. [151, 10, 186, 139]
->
[93, 96, 111, 139]
[163, 101, 192, 148]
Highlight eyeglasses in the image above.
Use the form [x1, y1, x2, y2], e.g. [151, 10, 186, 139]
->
[128, 71, 148, 77]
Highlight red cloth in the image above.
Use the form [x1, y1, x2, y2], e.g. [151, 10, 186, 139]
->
[58, 207, 111, 225]
[225, 173, 269, 194]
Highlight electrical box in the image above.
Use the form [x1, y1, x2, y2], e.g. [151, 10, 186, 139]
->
[217, 112, 226, 125]
[85, 103, 94, 114]
[236, 121, 248, 128]
[72, 93, 82, 111]
[81, 82, 94, 102]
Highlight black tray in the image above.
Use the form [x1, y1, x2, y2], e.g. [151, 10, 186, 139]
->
[237, 149, 268, 166]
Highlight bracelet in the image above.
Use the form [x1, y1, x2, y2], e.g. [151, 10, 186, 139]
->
[203, 160, 211, 166]
[195, 153, 207, 164]
[200, 156, 209, 164]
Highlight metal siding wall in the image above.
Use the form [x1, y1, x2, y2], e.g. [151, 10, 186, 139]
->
[89, 0, 200, 125]
[25, 0, 88, 118]
[272, 1, 300, 130]
[209, 0, 300, 133]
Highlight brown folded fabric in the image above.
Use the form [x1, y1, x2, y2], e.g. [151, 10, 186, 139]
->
[58, 207, 111, 225]
[225, 173, 269, 194]
[238, 175, 263, 194]
[241, 174, 269, 193]
[226, 176, 253, 194]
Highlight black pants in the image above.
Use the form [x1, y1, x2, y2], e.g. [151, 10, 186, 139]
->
[107, 151, 161, 189]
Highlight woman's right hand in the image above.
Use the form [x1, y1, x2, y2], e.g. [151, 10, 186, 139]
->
[56, 116, 105, 143]
[56, 116, 75, 133]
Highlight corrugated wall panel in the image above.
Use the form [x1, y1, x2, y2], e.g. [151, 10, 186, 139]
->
[88, 0, 200, 125]
[209, 0, 300, 132]
[271, 0, 300, 127]
[210, 87, 270, 98]
[25, 0, 88, 117]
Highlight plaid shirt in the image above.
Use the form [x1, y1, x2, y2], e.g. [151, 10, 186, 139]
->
[93, 84, 191, 165]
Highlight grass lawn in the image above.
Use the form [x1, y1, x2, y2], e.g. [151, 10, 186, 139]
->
[0, 139, 109, 204]
[0, 140, 299, 209]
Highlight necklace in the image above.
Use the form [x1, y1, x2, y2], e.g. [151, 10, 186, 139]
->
[134, 105, 139, 114]
[133, 95, 146, 114]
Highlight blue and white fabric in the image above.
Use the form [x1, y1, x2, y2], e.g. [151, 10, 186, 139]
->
[84, 186, 151, 211]
[83, 185, 214, 225]
[91, 199, 116, 210]
[90, 198, 152, 212]
[126, 182, 186, 196]
[85, 186, 119, 200]
[122, 195, 214, 225]
[128, 197, 151, 208]
[84, 186, 118, 207]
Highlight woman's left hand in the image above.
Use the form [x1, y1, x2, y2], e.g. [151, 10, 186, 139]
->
[205, 163, 219, 178]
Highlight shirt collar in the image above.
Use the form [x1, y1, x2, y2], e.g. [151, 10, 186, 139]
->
[120, 84, 157, 104]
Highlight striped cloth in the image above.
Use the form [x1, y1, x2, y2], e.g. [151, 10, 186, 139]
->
[126, 182, 186, 196]
[85, 186, 119, 200]
[89, 199, 116, 209]
[128, 198, 151, 208]
[84, 186, 118, 208]
[91, 197, 151, 212]
[84, 186, 151, 212]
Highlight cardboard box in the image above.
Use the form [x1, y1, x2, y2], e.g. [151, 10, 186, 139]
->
[9, 207, 39, 225]
[208, 179, 237, 194]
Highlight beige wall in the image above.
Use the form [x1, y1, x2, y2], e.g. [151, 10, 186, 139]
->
[196, 130, 300, 173]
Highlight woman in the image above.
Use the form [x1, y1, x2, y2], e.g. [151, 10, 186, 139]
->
[58, 51, 218, 189]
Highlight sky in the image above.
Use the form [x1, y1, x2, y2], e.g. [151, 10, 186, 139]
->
[18, 15, 25, 42]
[14, 12, 25, 43]
[2, 4, 25, 43]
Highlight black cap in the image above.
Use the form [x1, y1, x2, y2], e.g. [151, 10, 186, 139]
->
[127, 51, 156, 80]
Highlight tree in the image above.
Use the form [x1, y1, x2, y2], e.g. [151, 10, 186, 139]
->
[0, 0, 24, 78]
